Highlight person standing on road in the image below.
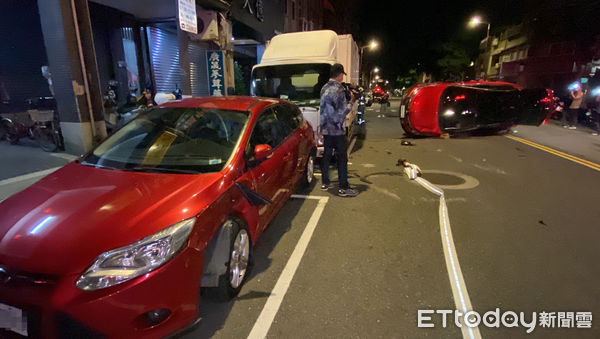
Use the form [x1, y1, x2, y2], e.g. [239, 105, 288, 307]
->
[592, 90, 600, 136]
[319, 63, 358, 197]
[567, 85, 584, 129]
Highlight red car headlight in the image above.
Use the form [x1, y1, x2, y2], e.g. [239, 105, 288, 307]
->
[76, 217, 195, 291]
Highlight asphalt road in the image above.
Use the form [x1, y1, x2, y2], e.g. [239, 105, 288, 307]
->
[0, 99, 598, 338]
[186, 99, 600, 338]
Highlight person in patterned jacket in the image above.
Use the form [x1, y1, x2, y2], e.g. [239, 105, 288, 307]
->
[319, 63, 358, 197]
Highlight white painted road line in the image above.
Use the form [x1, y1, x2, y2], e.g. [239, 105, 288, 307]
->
[247, 195, 329, 339]
[50, 153, 78, 161]
[290, 194, 326, 200]
[414, 176, 482, 339]
[0, 167, 61, 187]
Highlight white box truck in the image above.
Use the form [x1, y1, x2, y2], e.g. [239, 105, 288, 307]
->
[250, 30, 360, 156]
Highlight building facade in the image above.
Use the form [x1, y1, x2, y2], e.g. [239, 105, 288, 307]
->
[475, 24, 529, 80]
[476, 23, 599, 93]
[284, 0, 323, 33]
[2, 0, 237, 154]
[229, 0, 286, 95]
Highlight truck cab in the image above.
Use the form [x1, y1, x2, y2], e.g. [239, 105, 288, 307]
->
[251, 30, 359, 157]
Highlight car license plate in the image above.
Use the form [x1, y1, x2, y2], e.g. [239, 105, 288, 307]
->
[0, 302, 28, 336]
[400, 105, 406, 118]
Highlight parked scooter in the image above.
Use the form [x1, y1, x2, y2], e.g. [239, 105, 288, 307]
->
[104, 86, 182, 134]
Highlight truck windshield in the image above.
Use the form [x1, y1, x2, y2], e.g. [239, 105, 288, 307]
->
[251, 63, 331, 106]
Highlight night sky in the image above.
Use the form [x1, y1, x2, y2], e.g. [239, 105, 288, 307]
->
[355, 0, 600, 81]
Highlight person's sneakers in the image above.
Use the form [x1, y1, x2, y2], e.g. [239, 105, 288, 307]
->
[338, 187, 358, 197]
[592, 132, 599, 136]
[320, 184, 329, 191]
[568, 126, 577, 129]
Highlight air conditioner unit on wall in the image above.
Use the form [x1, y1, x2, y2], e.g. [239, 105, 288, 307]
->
[192, 10, 219, 41]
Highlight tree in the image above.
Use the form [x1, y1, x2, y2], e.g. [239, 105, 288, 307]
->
[234, 62, 247, 95]
[436, 43, 470, 81]
[396, 68, 418, 86]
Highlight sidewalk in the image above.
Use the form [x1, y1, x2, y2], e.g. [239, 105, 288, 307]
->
[0, 140, 75, 180]
[510, 120, 600, 165]
[0, 140, 77, 202]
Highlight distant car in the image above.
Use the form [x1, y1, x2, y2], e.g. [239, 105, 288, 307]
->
[399, 81, 555, 136]
[372, 85, 390, 103]
[0, 96, 316, 338]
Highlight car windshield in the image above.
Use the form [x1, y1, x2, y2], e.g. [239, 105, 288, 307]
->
[82, 107, 249, 173]
[251, 63, 331, 106]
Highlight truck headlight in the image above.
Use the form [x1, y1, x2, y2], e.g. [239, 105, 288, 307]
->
[76, 218, 195, 291]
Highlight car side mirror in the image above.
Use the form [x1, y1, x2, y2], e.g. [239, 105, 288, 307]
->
[253, 144, 273, 161]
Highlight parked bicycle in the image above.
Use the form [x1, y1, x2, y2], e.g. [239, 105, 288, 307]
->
[0, 109, 62, 152]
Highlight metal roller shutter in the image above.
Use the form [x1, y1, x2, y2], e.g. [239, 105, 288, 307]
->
[147, 26, 181, 94]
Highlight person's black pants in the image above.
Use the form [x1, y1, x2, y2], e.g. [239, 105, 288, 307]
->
[321, 135, 349, 189]
[593, 109, 600, 133]
[567, 108, 580, 126]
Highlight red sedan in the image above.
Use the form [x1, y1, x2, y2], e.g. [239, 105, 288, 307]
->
[0, 97, 316, 338]
[399, 81, 555, 136]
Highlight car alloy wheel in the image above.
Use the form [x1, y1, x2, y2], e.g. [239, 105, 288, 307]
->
[306, 155, 314, 184]
[229, 229, 250, 289]
[300, 153, 315, 188]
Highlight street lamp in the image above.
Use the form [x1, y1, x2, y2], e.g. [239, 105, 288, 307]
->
[360, 40, 379, 86]
[469, 16, 490, 40]
[469, 15, 492, 79]
[360, 40, 378, 54]
[369, 67, 381, 86]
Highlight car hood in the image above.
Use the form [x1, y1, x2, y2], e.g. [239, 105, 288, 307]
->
[0, 163, 223, 276]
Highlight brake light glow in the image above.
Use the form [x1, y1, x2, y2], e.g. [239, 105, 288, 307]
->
[454, 95, 466, 101]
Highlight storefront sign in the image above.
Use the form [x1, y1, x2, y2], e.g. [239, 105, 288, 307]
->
[242, 0, 264, 22]
[178, 0, 197, 34]
[207, 51, 225, 96]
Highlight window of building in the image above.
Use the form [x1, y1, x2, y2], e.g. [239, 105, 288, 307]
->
[492, 55, 500, 66]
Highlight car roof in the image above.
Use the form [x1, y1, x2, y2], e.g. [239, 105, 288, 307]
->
[418, 80, 520, 91]
[158, 96, 282, 112]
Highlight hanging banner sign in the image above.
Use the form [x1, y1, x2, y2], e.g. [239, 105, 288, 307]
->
[178, 0, 197, 34]
[207, 50, 225, 96]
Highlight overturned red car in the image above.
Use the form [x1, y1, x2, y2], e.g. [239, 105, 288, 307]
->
[399, 81, 556, 136]
[0, 97, 315, 338]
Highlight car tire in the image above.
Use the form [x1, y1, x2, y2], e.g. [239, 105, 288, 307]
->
[300, 152, 315, 188]
[0, 122, 8, 141]
[206, 219, 252, 301]
[7, 132, 19, 144]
